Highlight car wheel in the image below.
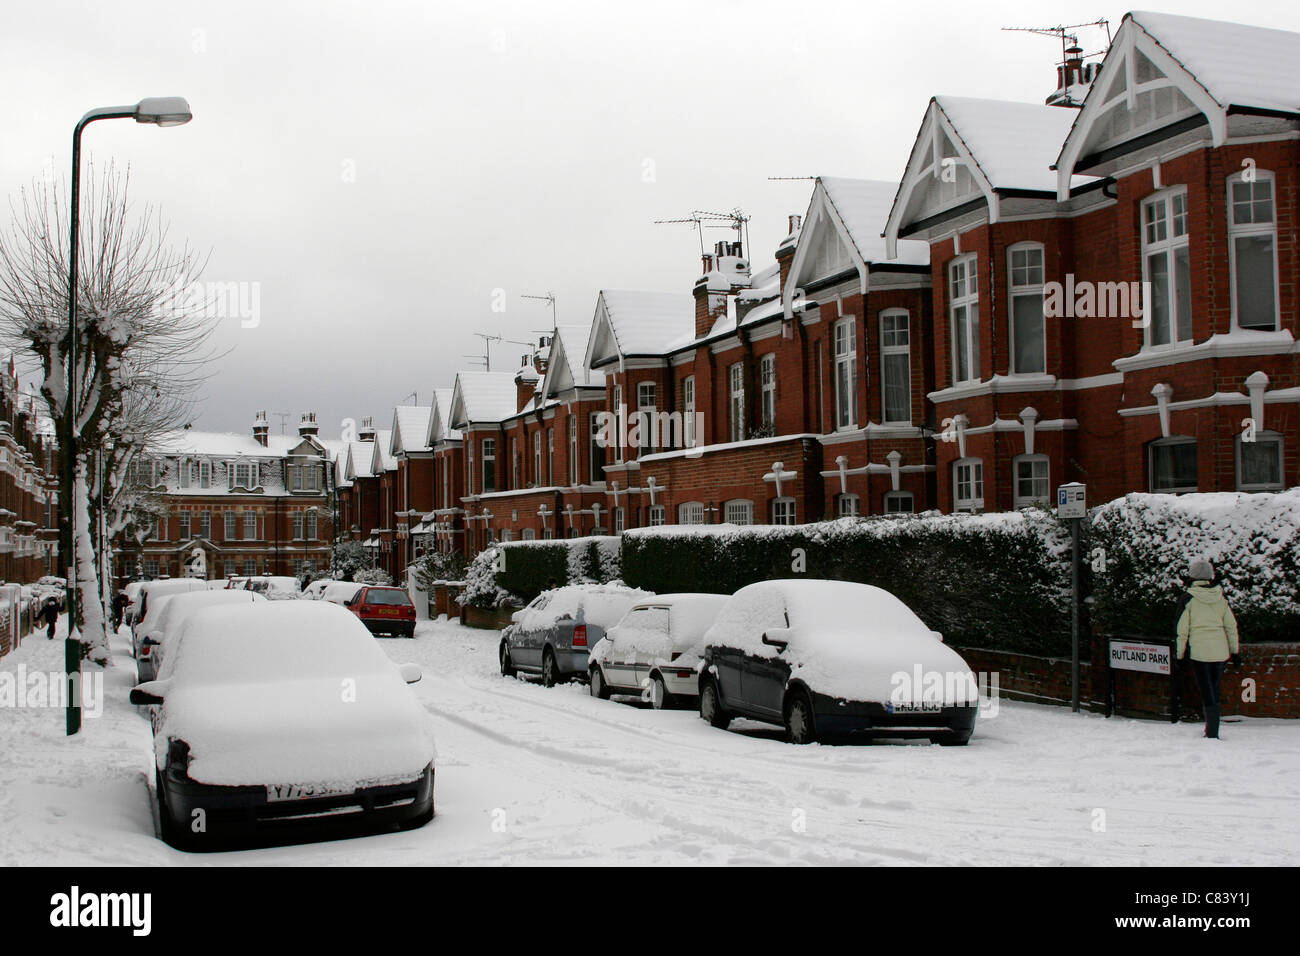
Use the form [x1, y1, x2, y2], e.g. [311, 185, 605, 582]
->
[499, 642, 516, 678]
[589, 665, 610, 700]
[699, 678, 730, 729]
[649, 673, 674, 710]
[541, 649, 559, 688]
[785, 689, 818, 745]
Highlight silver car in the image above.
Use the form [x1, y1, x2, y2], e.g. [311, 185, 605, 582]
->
[499, 584, 651, 687]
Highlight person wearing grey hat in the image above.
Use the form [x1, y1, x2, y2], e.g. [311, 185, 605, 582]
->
[1175, 557, 1241, 739]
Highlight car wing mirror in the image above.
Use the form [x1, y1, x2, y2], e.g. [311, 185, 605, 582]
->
[398, 663, 422, 684]
[931, 630, 945, 643]
[761, 628, 792, 651]
[142, 636, 160, 647]
[129, 680, 168, 706]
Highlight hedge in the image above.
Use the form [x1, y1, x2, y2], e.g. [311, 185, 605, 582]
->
[460, 536, 622, 608]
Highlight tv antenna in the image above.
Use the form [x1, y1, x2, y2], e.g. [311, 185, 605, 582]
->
[271, 411, 291, 435]
[522, 292, 557, 326]
[1002, 19, 1111, 64]
[655, 208, 751, 258]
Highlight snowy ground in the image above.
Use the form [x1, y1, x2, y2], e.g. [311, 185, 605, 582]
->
[2, 615, 1297, 865]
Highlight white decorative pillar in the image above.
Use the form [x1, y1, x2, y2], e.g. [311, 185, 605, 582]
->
[1246, 371, 1269, 432]
[1019, 407, 1039, 456]
[835, 455, 849, 496]
[1151, 383, 1173, 438]
[887, 450, 901, 492]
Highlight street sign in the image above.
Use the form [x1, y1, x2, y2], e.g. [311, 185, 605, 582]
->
[1057, 482, 1087, 519]
[1108, 639, 1173, 675]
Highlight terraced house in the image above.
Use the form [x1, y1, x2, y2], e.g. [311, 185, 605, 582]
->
[0, 359, 58, 584]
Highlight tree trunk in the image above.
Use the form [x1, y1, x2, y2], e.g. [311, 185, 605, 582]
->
[73, 463, 108, 663]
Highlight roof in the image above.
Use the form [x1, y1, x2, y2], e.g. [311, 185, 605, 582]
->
[345, 441, 375, 480]
[932, 97, 1089, 194]
[450, 371, 519, 427]
[818, 177, 931, 266]
[149, 431, 299, 458]
[598, 290, 695, 356]
[1127, 10, 1300, 115]
[391, 405, 432, 455]
[543, 322, 605, 397]
[370, 430, 395, 472]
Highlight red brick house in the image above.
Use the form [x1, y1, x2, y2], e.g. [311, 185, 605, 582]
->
[0, 360, 58, 584]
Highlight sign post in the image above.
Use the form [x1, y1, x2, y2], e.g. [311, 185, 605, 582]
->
[1057, 482, 1087, 712]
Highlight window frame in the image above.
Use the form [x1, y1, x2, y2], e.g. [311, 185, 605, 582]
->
[1235, 430, 1284, 492]
[949, 254, 980, 385]
[678, 501, 705, 525]
[728, 364, 745, 442]
[724, 499, 753, 525]
[832, 317, 857, 430]
[1148, 436, 1198, 494]
[1140, 187, 1193, 348]
[1007, 242, 1046, 375]
[1226, 169, 1280, 332]
[880, 309, 912, 423]
[759, 354, 776, 429]
[883, 491, 914, 515]
[836, 493, 860, 517]
[770, 497, 797, 526]
[1012, 453, 1051, 509]
[953, 457, 985, 513]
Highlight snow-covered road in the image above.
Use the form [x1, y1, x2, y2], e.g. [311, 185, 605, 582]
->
[2, 616, 1296, 865]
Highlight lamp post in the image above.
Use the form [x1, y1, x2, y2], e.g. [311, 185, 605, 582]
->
[64, 97, 191, 736]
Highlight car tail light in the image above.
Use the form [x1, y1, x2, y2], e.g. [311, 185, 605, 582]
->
[573, 624, 588, 647]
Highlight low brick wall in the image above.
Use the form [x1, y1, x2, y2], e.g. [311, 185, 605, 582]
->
[957, 639, 1300, 720]
[429, 583, 465, 619]
[460, 603, 519, 630]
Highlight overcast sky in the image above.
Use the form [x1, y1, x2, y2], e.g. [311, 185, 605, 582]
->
[5, 0, 1298, 440]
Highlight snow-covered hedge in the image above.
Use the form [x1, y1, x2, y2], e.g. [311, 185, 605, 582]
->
[1090, 490, 1300, 642]
[622, 512, 1073, 655]
[458, 537, 623, 608]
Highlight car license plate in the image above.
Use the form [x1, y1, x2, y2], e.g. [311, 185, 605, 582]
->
[889, 701, 942, 714]
[266, 783, 351, 802]
[377, 608, 397, 616]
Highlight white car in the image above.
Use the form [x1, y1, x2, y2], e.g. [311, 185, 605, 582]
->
[132, 579, 210, 658]
[301, 579, 336, 600]
[131, 601, 435, 849]
[134, 589, 267, 683]
[244, 576, 302, 600]
[321, 582, 363, 606]
[588, 593, 729, 709]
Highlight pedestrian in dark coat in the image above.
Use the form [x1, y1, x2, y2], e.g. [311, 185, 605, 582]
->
[38, 596, 60, 640]
[1175, 558, 1241, 739]
[112, 591, 129, 630]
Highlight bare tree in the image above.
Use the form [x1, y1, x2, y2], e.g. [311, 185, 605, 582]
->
[0, 160, 217, 661]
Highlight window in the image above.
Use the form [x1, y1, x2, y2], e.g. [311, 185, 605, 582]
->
[242, 559, 257, 577]
[305, 464, 321, 491]
[292, 512, 304, 539]
[230, 461, 258, 490]
[199, 460, 211, 489]
[244, 511, 257, 540]
[760, 355, 776, 429]
[1149, 437, 1197, 493]
[949, 255, 980, 383]
[833, 319, 857, 429]
[1013, 455, 1050, 509]
[290, 465, 303, 491]
[1008, 244, 1046, 374]
[143, 560, 160, 579]
[836, 494, 859, 517]
[543, 527, 553, 540]
[568, 414, 578, 485]
[614, 507, 625, 534]
[224, 511, 237, 539]
[613, 385, 624, 463]
[179, 511, 191, 540]
[306, 510, 318, 539]
[724, 499, 753, 525]
[649, 505, 666, 527]
[881, 310, 911, 423]
[683, 376, 697, 448]
[637, 382, 657, 453]
[1142, 190, 1192, 346]
[1228, 172, 1278, 331]
[953, 458, 984, 512]
[589, 413, 604, 483]
[500, 529, 513, 543]
[522, 528, 536, 541]
[199, 511, 211, 539]
[678, 501, 705, 525]
[771, 498, 797, 525]
[1238, 433, 1283, 491]
[884, 491, 914, 514]
[533, 431, 542, 486]
[729, 364, 745, 442]
[546, 430, 554, 485]
[482, 438, 496, 493]
[511, 437, 519, 489]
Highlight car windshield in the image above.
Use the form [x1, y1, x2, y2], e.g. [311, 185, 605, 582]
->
[364, 589, 411, 606]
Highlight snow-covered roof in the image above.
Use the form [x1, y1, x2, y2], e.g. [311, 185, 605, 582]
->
[149, 430, 299, 459]
[426, 387, 461, 446]
[345, 441, 375, 480]
[370, 430, 395, 473]
[543, 321, 605, 398]
[391, 405, 432, 455]
[1126, 11, 1300, 115]
[932, 98, 1086, 194]
[818, 177, 931, 267]
[591, 290, 695, 360]
[450, 371, 518, 428]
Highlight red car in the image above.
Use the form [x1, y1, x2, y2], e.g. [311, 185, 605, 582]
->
[346, 586, 417, 638]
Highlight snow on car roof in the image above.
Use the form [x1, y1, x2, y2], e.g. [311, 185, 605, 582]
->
[151, 589, 265, 648]
[522, 583, 654, 631]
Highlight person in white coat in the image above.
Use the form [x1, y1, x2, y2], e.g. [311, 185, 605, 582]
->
[1175, 558, 1240, 739]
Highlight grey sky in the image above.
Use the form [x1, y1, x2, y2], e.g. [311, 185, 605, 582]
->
[5, 0, 1298, 440]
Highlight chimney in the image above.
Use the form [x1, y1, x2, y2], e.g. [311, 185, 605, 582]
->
[515, 358, 540, 412]
[298, 411, 319, 438]
[777, 213, 802, 290]
[252, 410, 269, 447]
[358, 416, 376, 442]
[1046, 44, 1094, 108]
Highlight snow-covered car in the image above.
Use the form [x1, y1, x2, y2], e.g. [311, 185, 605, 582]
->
[134, 589, 267, 683]
[321, 582, 363, 606]
[301, 578, 336, 600]
[205, 579, 230, 591]
[343, 585, 416, 638]
[132, 579, 209, 659]
[697, 580, 979, 745]
[223, 576, 250, 590]
[244, 575, 302, 600]
[588, 593, 729, 709]
[130, 601, 435, 850]
[499, 584, 653, 687]
[122, 581, 146, 626]
[31, 576, 68, 610]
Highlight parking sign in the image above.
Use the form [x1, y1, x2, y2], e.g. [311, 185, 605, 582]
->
[1057, 482, 1086, 519]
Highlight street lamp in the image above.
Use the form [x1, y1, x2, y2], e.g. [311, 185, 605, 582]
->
[64, 96, 192, 736]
